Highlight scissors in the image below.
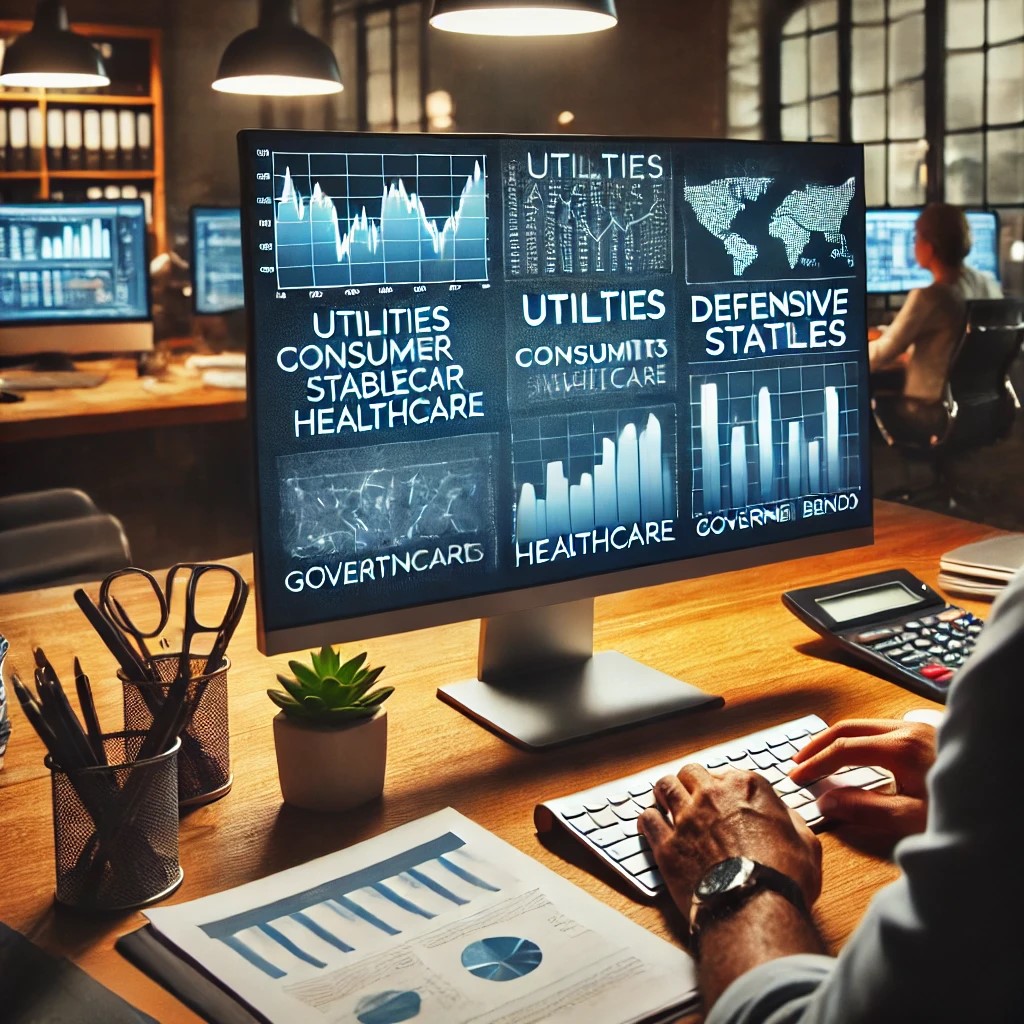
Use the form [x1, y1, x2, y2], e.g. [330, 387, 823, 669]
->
[98, 567, 168, 680]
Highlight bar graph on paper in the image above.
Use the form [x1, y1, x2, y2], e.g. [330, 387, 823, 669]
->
[513, 407, 677, 543]
[691, 363, 861, 516]
[272, 151, 488, 289]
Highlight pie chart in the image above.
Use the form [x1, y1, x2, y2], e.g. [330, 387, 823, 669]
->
[460, 936, 543, 982]
[355, 990, 421, 1024]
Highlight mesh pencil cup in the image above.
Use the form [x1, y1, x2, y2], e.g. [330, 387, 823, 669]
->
[121, 654, 232, 807]
[49, 732, 183, 912]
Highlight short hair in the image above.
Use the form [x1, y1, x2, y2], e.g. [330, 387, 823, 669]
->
[916, 203, 972, 266]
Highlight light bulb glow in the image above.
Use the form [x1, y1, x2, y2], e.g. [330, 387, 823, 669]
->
[212, 74, 343, 97]
[430, 7, 617, 35]
[0, 71, 109, 88]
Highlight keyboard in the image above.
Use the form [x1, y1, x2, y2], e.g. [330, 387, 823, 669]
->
[535, 714, 893, 901]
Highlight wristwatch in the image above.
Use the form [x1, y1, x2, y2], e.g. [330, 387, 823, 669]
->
[689, 856, 808, 951]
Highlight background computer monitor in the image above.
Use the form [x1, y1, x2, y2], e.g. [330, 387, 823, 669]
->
[190, 206, 244, 315]
[865, 207, 1000, 294]
[0, 198, 152, 363]
[238, 129, 872, 747]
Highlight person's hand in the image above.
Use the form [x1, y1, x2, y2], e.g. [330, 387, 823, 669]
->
[789, 719, 937, 839]
[638, 766, 822, 916]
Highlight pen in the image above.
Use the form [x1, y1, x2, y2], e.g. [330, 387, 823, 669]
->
[10, 673, 61, 756]
[74, 656, 107, 766]
[73, 587, 149, 680]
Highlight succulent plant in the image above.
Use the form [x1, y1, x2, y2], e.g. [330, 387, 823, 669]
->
[268, 646, 392, 726]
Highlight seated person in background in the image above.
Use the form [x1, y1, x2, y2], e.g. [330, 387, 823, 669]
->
[639, 567, 1024, 1023]
[870, 203, 1002, 403]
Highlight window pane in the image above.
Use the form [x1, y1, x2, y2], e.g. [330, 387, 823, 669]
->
[809, 30, 838, 96]
[809, 0, 839, 28]
[730, 26, 760, 68]
[946, 0, 986, 50]
[889, 80, 925, 139]
[987, 43, 1024, 125]
[946, 51, 985, 130]
[864, 143, 887, 206]
[811, 96, 839, 140]
[944, 132, 985, 204]
[396, 6, 421, 130]
[888, 141, 927, 205]
[367, 71, 393, 129]
[890, 0, 925, 15]
[852, 0, 885, 24]
[852, 94, 887, 141]
[783, 8, 808, 35]
[781, 36, 808, 104]
[729, 82, 761, 131]
[852, 26, 886, 93]
[987, 127, 1024, 204]
[366, 17, 391, 75]
[782, 103, 809, 141]
[988, 0, 1024, 44]
[889, 14, 925, 83]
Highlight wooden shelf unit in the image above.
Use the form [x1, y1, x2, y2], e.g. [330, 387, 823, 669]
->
[0, 21, 166, 252]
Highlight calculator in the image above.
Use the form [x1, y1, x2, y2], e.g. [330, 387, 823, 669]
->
[782, 569, 984, 702]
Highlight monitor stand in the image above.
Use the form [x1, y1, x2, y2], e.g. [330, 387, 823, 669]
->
[437, 598, 723, 749]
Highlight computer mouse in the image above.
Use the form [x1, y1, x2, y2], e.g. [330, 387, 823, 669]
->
[903, 708, 945, 728]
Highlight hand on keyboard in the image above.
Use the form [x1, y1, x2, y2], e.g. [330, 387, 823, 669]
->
[789, 718, 937, 839]
[535, 715, 894, 901]
[638, 764, 823, 916]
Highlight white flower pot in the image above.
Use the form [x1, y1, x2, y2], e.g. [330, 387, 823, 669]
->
[272, 709, 387, 812]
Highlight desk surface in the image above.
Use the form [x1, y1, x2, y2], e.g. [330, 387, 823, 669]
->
[0, 357, 247, 443]
[0, 501, 1002, 1022]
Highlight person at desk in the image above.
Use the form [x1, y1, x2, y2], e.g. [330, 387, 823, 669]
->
[639, 567, 1024, 1022]
[870, 203, 1002, 402]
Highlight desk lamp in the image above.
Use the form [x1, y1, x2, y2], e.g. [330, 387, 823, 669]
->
[429, 0, 618, 36]
[212, 0, 343, 97]
[0, 1, 109, 89]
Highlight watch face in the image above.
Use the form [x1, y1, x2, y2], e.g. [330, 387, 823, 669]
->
[697, 857, 754, 897]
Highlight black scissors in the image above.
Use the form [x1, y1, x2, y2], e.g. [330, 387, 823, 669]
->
[98, 567, 168, 681]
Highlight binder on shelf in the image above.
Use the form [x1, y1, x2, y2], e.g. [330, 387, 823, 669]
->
[100, 108, 119, 169]
[64, 108, 84, 169]
[0, 108, 7, 172]
[46, 108, 65, 170]
[136, 111, 153, 170]
[118, 108, 137, 169]
[7, 107, 28, 172]
[27, 108, 43, 171]
[83, 108, 101, 170]
[104, 184, 121, 200]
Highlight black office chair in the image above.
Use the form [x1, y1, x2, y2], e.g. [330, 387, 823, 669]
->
[0, 488, 132, 593]
[871, 297, 1024, 509]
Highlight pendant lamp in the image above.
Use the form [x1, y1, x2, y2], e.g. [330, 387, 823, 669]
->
[0, 1, 109, 89]
[213, 0, 343, 97]
[429, 0, 618, 36]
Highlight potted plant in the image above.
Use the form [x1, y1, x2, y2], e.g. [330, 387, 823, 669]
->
[268, 646, 393, 812]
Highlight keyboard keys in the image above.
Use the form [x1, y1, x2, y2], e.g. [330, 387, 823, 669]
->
[606, 835, 649, 862]
[621, 849, 658, 876]
[782, 790, 812, 808]
[635, 867, 663, 892]
[591, 824, 628, 848]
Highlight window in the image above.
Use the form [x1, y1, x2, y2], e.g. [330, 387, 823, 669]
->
[779, 0, 842, 144]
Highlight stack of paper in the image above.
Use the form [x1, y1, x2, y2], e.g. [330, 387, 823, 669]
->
[938, 534, 1024, 598]
[124, 808, 697, 1024]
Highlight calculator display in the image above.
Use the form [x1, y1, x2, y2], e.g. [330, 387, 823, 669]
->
[816, 581, 924, 623]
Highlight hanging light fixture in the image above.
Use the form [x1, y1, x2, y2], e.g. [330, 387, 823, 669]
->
[0, 1, 109, 89]
[213, 0, 343, 97]
[429, 0, 618, 37]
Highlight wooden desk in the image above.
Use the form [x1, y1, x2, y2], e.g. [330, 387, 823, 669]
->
[0, 502, 1001, 1022]
[0, 358, 246, 443]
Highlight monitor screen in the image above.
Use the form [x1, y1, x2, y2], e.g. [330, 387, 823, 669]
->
[0, 199, 152, 360]
[865, 208, 1000, 293]
[238, 130, 872, 743]
[191, 206, 245, 315]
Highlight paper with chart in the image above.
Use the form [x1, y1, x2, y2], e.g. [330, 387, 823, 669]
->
[145, 808, 697, 1023]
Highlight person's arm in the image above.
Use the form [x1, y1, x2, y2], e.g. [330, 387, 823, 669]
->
[869, 288, 934, 371]
[638, 766, 824, 1008]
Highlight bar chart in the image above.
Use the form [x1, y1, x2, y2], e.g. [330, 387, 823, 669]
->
[513, 407, 676, 543]
[272, 150, 488, 289]
[691, 363, 861, 515]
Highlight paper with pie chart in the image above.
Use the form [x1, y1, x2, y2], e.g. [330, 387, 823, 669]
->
[145, 808, 697, 1023]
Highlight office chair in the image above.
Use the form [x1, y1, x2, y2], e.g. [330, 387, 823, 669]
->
[871, 297, 1024, 510]
[0, 488, 132, 593]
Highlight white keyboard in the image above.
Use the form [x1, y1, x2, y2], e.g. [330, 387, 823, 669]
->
[535, 714, 893, 901]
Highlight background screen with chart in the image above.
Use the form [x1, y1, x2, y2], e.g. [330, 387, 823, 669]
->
[238, 132, 871, 647]
[191, 206, 245, 314]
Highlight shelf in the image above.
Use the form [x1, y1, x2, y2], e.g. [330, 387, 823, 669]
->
[0, 92, 154, 106]
[0, 171, 42, 179]
[49, 169, 157, 179]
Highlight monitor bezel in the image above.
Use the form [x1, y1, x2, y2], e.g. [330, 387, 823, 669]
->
[864, 205, 1001, 294]
[237, 128, 874, 657]
[189, 204, 245, 316]
[0, 198, 152, 329]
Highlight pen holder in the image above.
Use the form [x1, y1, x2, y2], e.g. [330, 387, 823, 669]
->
[121, 655, 232, 808]
[49, 732, 183, 912]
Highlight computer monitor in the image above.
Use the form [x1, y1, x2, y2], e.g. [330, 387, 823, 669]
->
[238, 129, 873, 748]
[190, 206, 245, 315]
[865, 207, 1001, 294]
[0, 198, 152, 363]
